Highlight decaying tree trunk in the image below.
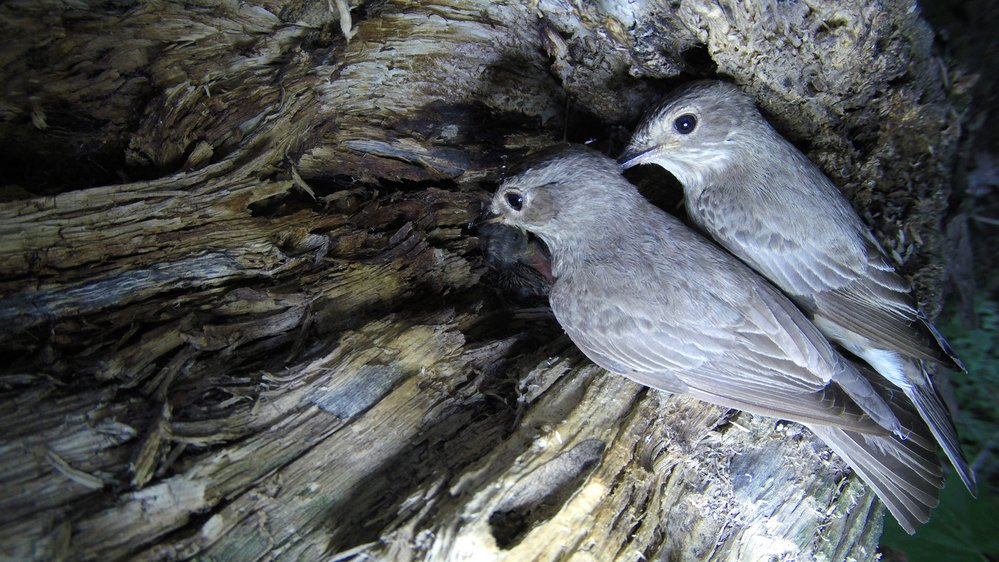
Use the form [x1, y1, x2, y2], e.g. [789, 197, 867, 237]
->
[0, 0, 967, 560]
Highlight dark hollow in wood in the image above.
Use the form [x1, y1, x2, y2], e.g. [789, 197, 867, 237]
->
[0, 0, 965, 560]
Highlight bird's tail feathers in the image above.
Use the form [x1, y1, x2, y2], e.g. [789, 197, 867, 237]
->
[832, 360, 902, 436]
[920, 314, 967, 372]
[906, 360, 977, 496]
[808, 424, 943, 535]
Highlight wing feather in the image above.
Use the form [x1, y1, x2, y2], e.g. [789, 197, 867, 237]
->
[549, 248, 886, 433]
[693, 173, 958, 367]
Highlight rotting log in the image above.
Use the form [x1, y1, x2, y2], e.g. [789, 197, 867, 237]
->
[0, 0, 969, 560]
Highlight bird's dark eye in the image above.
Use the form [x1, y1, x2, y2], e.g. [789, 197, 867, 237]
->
[673, 113, 697, 134]
[505, 192, 524, 211]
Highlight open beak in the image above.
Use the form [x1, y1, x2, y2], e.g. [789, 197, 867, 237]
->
[617, 146, 657, 169]
[468, 209, 506, 235]
[476, 210, 504, 225]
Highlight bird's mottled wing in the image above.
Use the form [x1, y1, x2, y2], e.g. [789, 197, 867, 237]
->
[550, 261, 881, 433]
[692, 176, 868, 296]
[549, 275, 706, 393]
[812, 247, 959, 366]
[695, 176, 955, 366]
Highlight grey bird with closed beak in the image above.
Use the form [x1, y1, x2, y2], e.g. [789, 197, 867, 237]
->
[619, 80, 975, 496]
[486, 146, 942, 534]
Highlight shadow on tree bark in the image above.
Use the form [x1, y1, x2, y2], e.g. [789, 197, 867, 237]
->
[0, 0, 970, 560]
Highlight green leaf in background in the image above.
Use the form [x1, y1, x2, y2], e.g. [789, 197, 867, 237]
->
[881, 294, 999, 561]
[882, 478, 999, 561]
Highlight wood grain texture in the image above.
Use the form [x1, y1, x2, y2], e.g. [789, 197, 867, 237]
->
[0, 0, 964, 560]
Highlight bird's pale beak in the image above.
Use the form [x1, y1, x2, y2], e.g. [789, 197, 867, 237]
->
[477, 210, 503, 225]
[469, 209, 506, 234]
[617, 146, 656, 169]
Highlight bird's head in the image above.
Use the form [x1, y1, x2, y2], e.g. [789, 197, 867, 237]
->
[619, 80, 760, 185]
[483, 146, 642, 252]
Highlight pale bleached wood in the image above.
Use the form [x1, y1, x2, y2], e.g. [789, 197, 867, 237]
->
[0, 0, 963, 560]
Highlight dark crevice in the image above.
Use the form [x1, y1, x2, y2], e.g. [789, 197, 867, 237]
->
[680, 44, 717, 75]
[488, 439, 606, 549]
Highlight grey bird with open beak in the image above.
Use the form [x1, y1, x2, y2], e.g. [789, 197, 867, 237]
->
[619, 80, 975, 496]
[486, 146, 943, 534]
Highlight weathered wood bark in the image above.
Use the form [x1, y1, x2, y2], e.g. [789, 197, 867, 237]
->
[0, 0, 964, 560]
